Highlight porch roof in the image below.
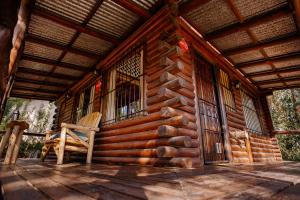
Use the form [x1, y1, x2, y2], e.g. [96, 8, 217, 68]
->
[10, 0, 300, 101]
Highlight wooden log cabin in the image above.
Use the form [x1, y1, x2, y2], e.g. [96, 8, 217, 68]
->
[1, 0, 300, 168]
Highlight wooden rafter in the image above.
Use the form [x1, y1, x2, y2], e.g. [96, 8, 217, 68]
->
[223, 33, 300, 56]
[26, 35, 100, 58]
[179, 0, 211, 15]
[113, 0, 151, 19]
[256, 76, 300, 85]
[15, 77, 68, 87]
[245, 65, 300, 77]
[13, 86, 64, 94]
[10, 92, 57, 101]
[205, 4, 291, 40]
[32, 7, 120, 45]
[236, 51, 300, 68]
[21, 54, 89, 72]
[17, 67, 79, 81]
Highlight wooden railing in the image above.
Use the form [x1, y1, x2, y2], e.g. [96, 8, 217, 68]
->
[272, 130, 300, 135]
[0, 131, 45, 137]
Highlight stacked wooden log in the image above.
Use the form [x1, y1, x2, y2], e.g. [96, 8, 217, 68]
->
[93, 29, 200, 168]
[249, 134, 281, 163]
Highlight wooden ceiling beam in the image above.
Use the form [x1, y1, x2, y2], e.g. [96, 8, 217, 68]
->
[205, 4, 291, 40]
[32, 7, 120, 45]
[14, 77, 68, 87]
[113, 0, 151, 19]
[179, 0, 211, 15]
[17, 67, 79, 81]
[256, 76, 300, 85]
[246, 65, 300, 77]
[13, 86, 63, 94]
[236, 51, 300, 68]
[223, 33, 300, 56]
[26, 35, 100, 58]
[21, 54, 89, 72]
[10, 92, 57, 101]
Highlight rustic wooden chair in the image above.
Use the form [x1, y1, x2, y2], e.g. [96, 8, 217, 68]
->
[41, 112, 102, 164]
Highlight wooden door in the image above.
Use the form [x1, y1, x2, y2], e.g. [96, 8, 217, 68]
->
[195, 56, 226, 163]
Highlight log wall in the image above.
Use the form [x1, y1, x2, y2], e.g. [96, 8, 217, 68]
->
[51, 7, 283, 167]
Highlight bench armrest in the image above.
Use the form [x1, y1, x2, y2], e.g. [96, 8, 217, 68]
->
[61, 123, 99, 132]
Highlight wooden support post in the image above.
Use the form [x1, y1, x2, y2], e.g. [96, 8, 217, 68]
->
[0, 127, 12, 158]
[10, 129, 25, 164]
[86, 131, 95, 164]
[4, 125, 20, 164]
[57, 127, 67, 165]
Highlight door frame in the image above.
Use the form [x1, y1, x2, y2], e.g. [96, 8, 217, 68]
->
[192, 52, 232, 164]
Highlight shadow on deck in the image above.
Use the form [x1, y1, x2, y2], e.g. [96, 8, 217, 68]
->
[0, 159, 300, 200]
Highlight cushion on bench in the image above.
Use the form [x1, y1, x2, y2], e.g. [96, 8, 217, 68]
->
[49, 130, 88, 141]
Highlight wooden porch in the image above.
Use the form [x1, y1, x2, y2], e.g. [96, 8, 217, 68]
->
[1, 159, 299, 200]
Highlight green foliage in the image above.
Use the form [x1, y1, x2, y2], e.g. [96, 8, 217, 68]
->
[0, 97, 55, 158]
[271, 89, 300, 161]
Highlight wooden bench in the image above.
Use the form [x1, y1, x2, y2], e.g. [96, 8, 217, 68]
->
[41, 112, 102, 164]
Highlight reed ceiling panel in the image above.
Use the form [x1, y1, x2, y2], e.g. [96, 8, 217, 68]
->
[212, 31, 252, 51]
[35, 0, 97, 24]
[24, 42, 62, 60]
[242, 64, 273, 74]
[229, 50, 264, 64]
[183, 0, 238, 34]
[46, 77, 75, 85]
[249, 15, 297, 42]
[19, 60, 54, 72]
[279, 70, 300, 78]
[232, 0, 287, 19]
[131, 0, 160, 10]
[286, 80, 300, 85]
[87, 0, 140, 38]
[28, 15, 76, 45]
[273, 57, 300, 69]
[252, 74, 279, 81]
[16, 72, 47, 81]
[54, 67, 84, 77]
[61, 52, 97, 68]
[72, 33, 114, 55]
[263, 39, 300, 57]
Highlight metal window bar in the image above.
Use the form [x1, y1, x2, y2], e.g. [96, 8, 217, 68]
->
[219, 69, 236, 112]
[240, 90, 263, 134]
[101, 47, 145, 125]
[75, 83, 96, 123]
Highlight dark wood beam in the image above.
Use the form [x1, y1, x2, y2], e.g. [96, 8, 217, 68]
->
[26, 35, 100, 58]
[246, 65, 300, 77]
[179, 0, 211, 15]
[113, 0, 151, 19]
[236, 51, 300, 68]
[292, 0, 300, 31]
[32, 7, 120, 45]
[223, 33, 300, 56]
[205, 4, 291, 40]
[13, 86, 63, 94]
[10, 92, 57, 101]
[17, 67, 79, 81]
[21, 54, 89, 72]
[14, 77, 68, 87]
[256, 76, 300, 85]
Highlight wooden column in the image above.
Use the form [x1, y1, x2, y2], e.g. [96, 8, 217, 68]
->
[0, 127, 12, 158]
[2, 120, 28, 165]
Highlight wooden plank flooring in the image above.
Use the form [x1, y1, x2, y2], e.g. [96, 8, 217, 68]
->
[1, 159, 300, 200]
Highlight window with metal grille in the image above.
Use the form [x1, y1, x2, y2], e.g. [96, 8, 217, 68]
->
[74, 84, 96, 123]
[240, 90, 263, 134]
[219, 69, 236, 112]
[101, 48, 144, 125]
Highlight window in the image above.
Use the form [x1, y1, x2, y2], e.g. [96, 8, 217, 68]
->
[240, 90, 263, 134]
[219, 69, 236, 112]
[74, 84, 96, 122]
[101, 48, 144, 125]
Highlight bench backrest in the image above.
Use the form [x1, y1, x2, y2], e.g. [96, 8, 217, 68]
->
[77, 112, 102, 129]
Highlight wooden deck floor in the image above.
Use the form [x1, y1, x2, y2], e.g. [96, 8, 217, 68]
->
[0, 159, 300, 200]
